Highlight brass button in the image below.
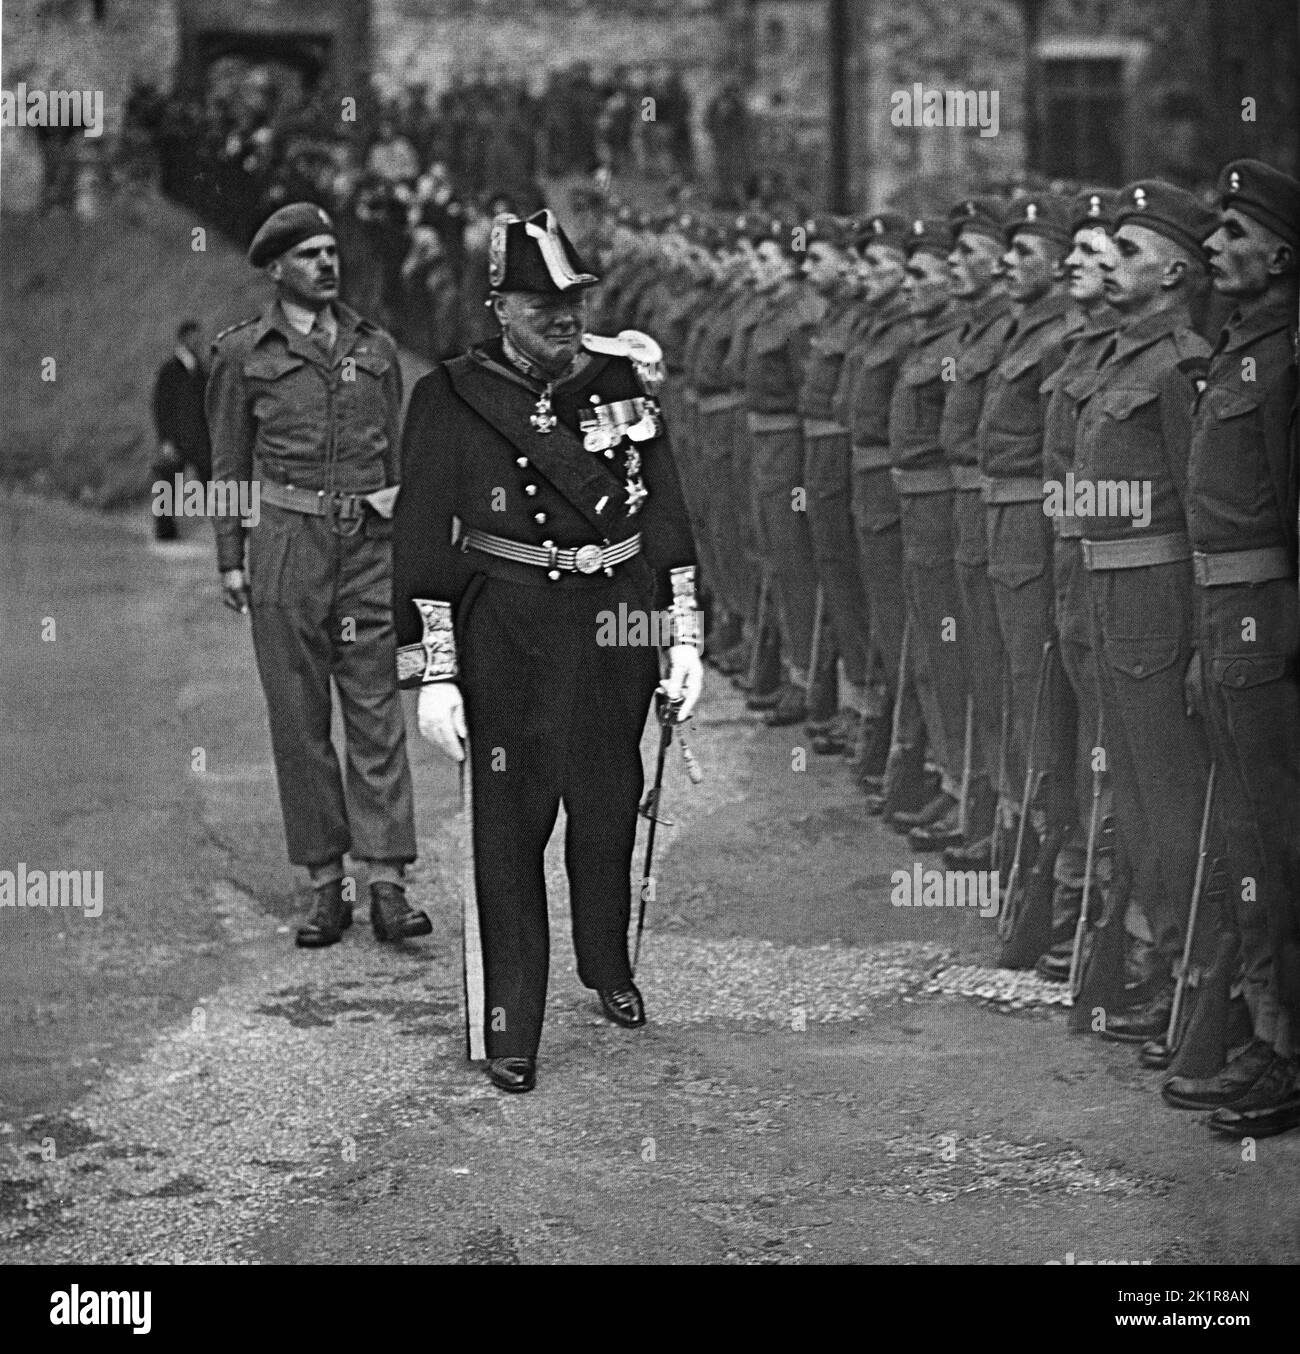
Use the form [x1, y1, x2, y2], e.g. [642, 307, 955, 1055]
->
[534, 511, 547, 524]
[542, 539, 555, 548]
[524, 484, 538, 496]
[516, 456, 528, 467]
[547, 569, 561, 581]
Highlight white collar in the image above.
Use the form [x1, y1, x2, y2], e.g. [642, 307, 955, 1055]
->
[174, 345, 197, 373]
[280, 299, 337, 339]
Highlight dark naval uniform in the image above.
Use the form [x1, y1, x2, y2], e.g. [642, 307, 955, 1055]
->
[393, 332, 695, 1062]
[206, 296, 418, 875]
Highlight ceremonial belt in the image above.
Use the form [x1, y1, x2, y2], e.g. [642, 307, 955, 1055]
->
[697, 392, 743, 414]
[890, 465, 954, 495]
[746, 411, 801, 433]
[260, 480, 373, 519]
[949, 464, 983, 492]
[1192, 547, 1292, 587]
[802, 418, 847, 439]
[1053, 516, 1087, 539]
[980, 475, 1042, 505]
[851, 443, 893, 471]
[462, 527, 642, 575]
[1082, 532, 1191, 571]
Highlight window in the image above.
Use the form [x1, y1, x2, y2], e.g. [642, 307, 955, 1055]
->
[1036, 40, 1147, 182]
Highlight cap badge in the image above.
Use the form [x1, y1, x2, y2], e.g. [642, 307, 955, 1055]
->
[1089, 194, 1102, 215]
[1025, 202, 1038, 220]
[1133, 187, 1147, 209]
[1229, 171, 1241, 192]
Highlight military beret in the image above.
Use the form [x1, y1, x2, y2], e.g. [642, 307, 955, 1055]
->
[1114, 180, 1218, 258]
[1003, 193, 1073, 246]
[247, 202, 336, 267]
[1069, 187, 1121, 235]
[904, 216, 952, 260]
[855, 210, 909, 253]
[803, 214, 853, 249]
[949, 196, 1006, 243]
[1218, 159, 1300, 248]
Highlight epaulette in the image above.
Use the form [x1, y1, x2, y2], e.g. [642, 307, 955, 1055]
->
[212, 315, 260, 346]
[1176, 352, 1211, 383]
[582, 329, 665, 392]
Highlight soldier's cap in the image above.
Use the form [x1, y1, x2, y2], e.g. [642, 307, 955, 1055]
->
[1218, 158, 1300, 248]
[1003, 192, 1073, 247]
[904, 216, 952, 260]
[1069, 187, 1121, 235]
[949, 196, 1006, 244]
[803, 213, 854, 249]
[854, 210, 909, 253]
[1114, 180, 1218, 259]
[488, 208, 600, 294]
[248, 202, 336, 268]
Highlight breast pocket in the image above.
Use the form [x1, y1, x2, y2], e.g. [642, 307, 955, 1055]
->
[1191, 387, 1274, 522]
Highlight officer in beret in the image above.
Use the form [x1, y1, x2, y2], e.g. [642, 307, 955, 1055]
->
[1170, 161, 1300, 1138]
[206, 203, 428, 950]
[1076, 181, 1218, 1045]
[392, 208, 700, 1094]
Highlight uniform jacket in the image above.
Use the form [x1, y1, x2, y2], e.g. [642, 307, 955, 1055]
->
[392, 336, 696, 654]
[687, 286, 750, 394]
[938, 292, 1014, 470]
[835, 296, 912, 447]
[1073, 306, 1211, 541]
[798, 291, 867, 423]
[742, 282, 825, 413]
[1187, 293, 1299, 559]
[977, 290, 1075, 481]
[206, 300, 402, 572]
[1040, 308, 1121, 495]
[889, 305, 965, 472]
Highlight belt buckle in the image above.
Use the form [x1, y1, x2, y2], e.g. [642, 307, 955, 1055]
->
[574, 544, 604, 574]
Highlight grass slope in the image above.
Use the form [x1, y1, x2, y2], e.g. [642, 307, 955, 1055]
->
[1, 196, 269, 507]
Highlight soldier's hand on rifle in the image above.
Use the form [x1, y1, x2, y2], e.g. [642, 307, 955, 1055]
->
[418, 681, 467, 761]
[1184, 649, 1204, 720]
[221, 568, 251, 614]
[661, 644, 703, 721]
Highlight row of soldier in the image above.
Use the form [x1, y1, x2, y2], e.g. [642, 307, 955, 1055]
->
[593, 163, 1300, 1139]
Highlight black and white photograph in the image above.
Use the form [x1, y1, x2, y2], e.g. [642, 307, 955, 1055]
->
[1, 0, 1298, 1299]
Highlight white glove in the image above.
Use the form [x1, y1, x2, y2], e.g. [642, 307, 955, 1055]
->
[660, 644, 704, 722]
[417, 681, 467, 761]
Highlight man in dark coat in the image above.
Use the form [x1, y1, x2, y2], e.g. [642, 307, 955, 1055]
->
[151, 319, 211, 540]
[392, 208, 702, 1094]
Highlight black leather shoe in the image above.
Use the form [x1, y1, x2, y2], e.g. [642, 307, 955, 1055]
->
[370, 881, 432, 942]
[296, 881, 353, 948]
[486, 1056, 536, 1093]
[1208, 1076, 1300, 1139]
[909, 804, 964, 852]
[599, 984, 646, 1028]
[1035, 951, 1072, 983]
[1096, 985, 1174, 1044]
[944, 836, 992, 869]
[1162, 1040, 1279, 1110]
[764, 689, 807, 727]
[1140, 1038, 1174, 1070]
[891, 791, 955, 834]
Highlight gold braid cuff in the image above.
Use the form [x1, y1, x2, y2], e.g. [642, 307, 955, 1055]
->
[396, 599, 458, 685]
[668, 566, 703, 650]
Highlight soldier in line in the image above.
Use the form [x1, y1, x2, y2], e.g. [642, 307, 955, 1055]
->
[836, 214, 931, 813]
[798, 216, 875, 756]
[885, 220, 971, 851]
[1034, 189, 1125, 980]
[935, 199, 1015, 864]
[1076, 183, 1218, 1047]
[1169, 162, 1300, 1138]
[392, 210, 701, 1095]
[206, 203, 429, 950]
[151, 319, 213, 542]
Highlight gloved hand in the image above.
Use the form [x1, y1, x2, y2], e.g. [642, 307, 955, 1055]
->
[221, 568, 251, 614]
[1184, 649, 1204, 719]
[660, 644, 704, 722]
[418, 681, 467, 761]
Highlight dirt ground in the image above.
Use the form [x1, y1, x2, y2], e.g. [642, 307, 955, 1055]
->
[1, 491, 1297, 1265]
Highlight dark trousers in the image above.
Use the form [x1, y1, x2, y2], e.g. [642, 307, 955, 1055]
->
[953, 487, 1002, 784]
[804, 431, 870, 689]
[1196, 578, 1300, 1053]
[460, 571, 659, 1059]
[248, 505, 417, 868]
[1088, 561, 1210, 974]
